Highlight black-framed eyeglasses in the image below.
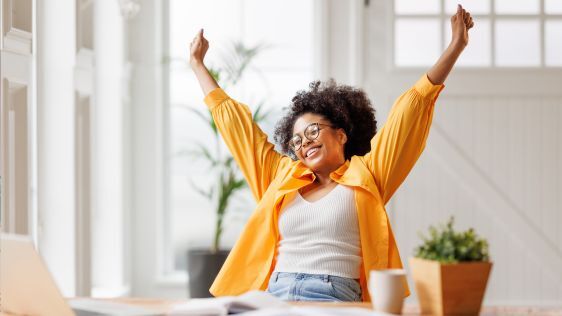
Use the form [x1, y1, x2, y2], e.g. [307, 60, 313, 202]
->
[288, 122, 336, 152]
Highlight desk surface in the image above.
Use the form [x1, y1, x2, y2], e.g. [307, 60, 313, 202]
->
[103, 297, 562, 315]
[2, 297, 561, 315]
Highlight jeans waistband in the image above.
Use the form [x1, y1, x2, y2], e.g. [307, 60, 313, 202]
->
[273, 272, 358, 283]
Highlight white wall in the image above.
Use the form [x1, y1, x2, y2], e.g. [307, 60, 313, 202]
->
[392, 95, 562, 305]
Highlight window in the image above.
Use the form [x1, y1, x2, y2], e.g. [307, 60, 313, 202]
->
[166, 0, 315, 277]
[393, 0, 562, 67]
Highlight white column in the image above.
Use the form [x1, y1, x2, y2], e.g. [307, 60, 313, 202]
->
[91, 0, 127, 297]
[36, 0, 77, 296]
[128, 0, 167, 297]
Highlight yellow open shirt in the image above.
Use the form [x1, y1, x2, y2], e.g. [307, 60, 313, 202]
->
[203, 74, 444, 302]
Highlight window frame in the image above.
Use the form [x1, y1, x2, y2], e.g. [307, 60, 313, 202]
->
[368, 0, 562, 99]
[392, 0, 562, 69]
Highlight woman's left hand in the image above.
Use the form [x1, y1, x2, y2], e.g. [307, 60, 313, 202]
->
[450, 4, 474, 48]
[426, 4, 474, 84]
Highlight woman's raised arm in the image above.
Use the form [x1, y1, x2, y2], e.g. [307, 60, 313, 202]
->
[190, 29, 219, 95]
[362, 5, 474, 203]
[188, 29, 290, 201]
[427, 4, 474, 85]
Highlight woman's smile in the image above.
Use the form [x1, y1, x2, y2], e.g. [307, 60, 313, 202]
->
[304, 145, 322, 159]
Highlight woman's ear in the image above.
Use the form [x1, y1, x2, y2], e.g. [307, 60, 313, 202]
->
[338, 129, 348, 145]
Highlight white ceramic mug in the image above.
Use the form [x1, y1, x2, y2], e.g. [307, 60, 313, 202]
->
[369, 269, 407, 314]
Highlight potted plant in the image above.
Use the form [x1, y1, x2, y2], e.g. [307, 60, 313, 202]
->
[179, 42, 269, 298]
[410, 217, 492, 315]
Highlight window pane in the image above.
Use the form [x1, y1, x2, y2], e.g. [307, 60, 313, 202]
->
[241, 71, 315, 109]
[169, 70, 195, 105]
[244, 0, 314, 69]
[395, 0, 440, 15]
[445, 0, 490, 15]
[444, 19, 491, 66]
[495, 20, 540, 66]
[395, 19, 441, 66]
[545, 0, 562, 14]
[169, 0, 242, 61]
[495, 0, 539, 14]
[545, 21, 562, 66]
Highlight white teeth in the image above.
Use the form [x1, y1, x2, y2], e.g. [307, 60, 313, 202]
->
[306, 147, 319, 157]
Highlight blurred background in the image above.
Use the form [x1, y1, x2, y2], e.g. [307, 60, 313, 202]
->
[1, 0, 561, 306]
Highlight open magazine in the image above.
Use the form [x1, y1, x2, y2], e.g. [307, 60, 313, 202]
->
[168, 290, 290, 316]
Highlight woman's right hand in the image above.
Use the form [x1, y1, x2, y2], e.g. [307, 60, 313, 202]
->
[189, 29, 209, 68]
[189, 28, 219, 96]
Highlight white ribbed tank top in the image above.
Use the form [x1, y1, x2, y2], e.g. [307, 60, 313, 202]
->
[274, 184, 361, 279]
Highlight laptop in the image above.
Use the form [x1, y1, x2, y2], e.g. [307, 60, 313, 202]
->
[0, 234, 163, 316]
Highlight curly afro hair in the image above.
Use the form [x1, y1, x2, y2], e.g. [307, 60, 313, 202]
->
[274, 79, 377, 161]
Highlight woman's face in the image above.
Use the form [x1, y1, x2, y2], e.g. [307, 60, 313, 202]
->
[291, 113, 347, 173]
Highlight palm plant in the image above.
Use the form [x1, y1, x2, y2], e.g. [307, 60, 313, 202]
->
[180, 42, 269, 253]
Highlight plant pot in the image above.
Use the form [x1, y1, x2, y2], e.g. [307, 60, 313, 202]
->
[409, 257, 492, 316]
[187, 249, 230, 298]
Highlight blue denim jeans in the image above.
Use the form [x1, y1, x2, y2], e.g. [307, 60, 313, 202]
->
[266, 272, 362, 302]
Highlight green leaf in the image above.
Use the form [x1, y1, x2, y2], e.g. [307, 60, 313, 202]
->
[188, 179, 213, 200]
[177, 142, 219, 167]
[224, 156, 235, 168]
[186, 107, 218, 136]
[221, 42, 268, 87]
[208, 67, 221, 83]
[252, 100, 273, 123]
[194, 142, 214, 162]
[414, 216, 490, 263]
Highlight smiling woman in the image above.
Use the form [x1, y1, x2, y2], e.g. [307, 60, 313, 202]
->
[275, 90, 373, 204]
[273, 80, 377, 187]
[188, 4, 474, 303]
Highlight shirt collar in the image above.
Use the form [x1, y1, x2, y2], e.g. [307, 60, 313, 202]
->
[293, 159, 351, 179]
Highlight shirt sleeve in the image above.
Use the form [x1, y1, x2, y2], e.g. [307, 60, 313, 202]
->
[204, 88, 291, 202]
[361, 74, 445, 204]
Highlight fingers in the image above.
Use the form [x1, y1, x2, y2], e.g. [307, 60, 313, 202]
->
[190, 28, 207, 49]
[453, 4, 465, 24]
[193, 29, 203, 43]
[458, 4, 467, 20]
[464, 11, 474, 29]
[454, 4, 474, 28]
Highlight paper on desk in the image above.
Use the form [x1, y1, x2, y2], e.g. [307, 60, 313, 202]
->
[240, 306, 396, 316]
[168, 296, 231, 316]
[169, 290, 290, 316]
[68, 298, 166, 316]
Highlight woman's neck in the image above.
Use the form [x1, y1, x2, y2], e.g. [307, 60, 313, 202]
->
[313, 159, 347, 185]
[314, 173, 333, 186]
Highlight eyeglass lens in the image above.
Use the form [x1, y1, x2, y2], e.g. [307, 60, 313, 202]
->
[290, 123, 320, 151]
